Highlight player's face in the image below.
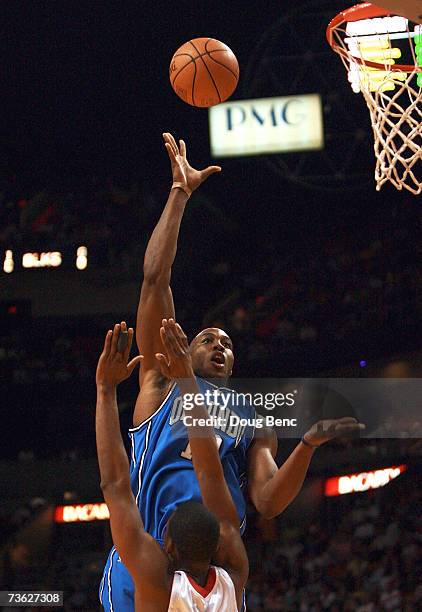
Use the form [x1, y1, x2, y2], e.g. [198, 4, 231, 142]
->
[190, 328, 234, 380]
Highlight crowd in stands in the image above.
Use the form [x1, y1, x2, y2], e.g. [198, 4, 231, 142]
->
[2, 175, 422, 383]
[2, 176, 422, 463]
[245, 474, 422, 611]
[1, 469, 420, 610]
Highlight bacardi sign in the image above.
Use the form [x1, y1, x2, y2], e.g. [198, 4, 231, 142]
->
[325, 464, 407, 496]
[54, 502, 110, 523]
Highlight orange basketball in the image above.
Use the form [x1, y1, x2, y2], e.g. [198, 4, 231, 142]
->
[169, 38, 239, 108]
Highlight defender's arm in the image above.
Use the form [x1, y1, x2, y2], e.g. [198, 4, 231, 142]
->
[178, 376, 240, 529]
[95, 325, 169, 606]
[179, 376, 249, 610]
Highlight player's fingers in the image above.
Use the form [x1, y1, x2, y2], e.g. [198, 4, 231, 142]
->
[162, 323, 184, 356]
[110, 323, 120, 356]
[155, 352, 169, 366]
[201, 165, 222, 180]
[167, 319, 187, 354]
[337, 417, 358, 424]
[161, 318, 178, 342]
[117, 321, 129, 353]
[179, 139, 186, 158]
[155, 353, 171, 378]
[117, 331, 128, 353]
[175, 322, 189, 350]
[160, 324, 176, 356]
[102, 330, 113, 357]
[121, 327, 134, 360]
[127, 355, 143, 375]
[164, 142, 176, 162]
[164, 132, 179, 156]
[174, 321, 188, 342]
[163, 134, 178, 159]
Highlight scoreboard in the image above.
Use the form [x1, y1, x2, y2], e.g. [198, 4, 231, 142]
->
[3, 247, 88, 272]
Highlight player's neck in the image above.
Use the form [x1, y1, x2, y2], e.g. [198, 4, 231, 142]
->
[179, 562, 211, 587]
[194, 372, 229, 387]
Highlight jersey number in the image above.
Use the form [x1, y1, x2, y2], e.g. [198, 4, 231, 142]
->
[180, 435, 223, 460]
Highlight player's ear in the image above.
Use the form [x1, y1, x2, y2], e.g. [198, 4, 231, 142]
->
[166, 538, 178, 563]
[213, 541, 221, 560]
[164, 526, 176, 559]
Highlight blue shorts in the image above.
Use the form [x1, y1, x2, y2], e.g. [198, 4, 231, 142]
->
[99, 546, 247, 611]
[99, 547, 134, 612]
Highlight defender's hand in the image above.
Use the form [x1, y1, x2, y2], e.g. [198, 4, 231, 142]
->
[304, 417, 366, 447]
[155, 318, 195, 380]
[96, 322, 143, 388]
[163, 132, 221, 195]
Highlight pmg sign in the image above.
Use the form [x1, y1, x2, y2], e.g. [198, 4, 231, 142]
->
[209, 94, 324, 157]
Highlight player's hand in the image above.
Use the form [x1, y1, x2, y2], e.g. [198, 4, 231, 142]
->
[304, 417, 366, 447]
[155, 318, 195, 380]
[96, 322, 143, 389]
[163, 132, 221, 194]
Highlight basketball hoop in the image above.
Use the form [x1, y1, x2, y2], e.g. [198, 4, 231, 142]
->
[327, 3, 422, 195]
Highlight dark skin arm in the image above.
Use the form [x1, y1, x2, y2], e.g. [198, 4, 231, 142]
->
[134, 134, 221, 426]
[248, 418, 365, 519]
[156, 318, 248, 610]
[95, 323, 171, 611]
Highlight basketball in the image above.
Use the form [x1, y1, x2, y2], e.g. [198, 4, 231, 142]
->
[169, 37, 239, 108]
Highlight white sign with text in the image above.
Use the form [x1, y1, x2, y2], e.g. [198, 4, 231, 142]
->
[209, 94, 324, 157]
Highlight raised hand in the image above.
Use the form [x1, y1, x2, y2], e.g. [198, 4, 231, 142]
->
[304, 417, 366, 447]
[96, 322, 143, 388]
[155, 318, 195, 380]
[163, 132, 221, 195]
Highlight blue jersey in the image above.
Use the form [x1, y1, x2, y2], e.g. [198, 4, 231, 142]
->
[128, 377, 255, 544]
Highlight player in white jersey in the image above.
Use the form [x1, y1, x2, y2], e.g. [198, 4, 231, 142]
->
[95, 319, 248, 611]
[169, 566, 237, 611]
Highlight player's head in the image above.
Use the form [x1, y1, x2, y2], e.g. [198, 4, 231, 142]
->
[164, 501, 220, 568]
[189, 328, 234, 380]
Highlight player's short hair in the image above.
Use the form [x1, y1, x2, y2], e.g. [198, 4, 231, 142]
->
[168, 501, 220, 562]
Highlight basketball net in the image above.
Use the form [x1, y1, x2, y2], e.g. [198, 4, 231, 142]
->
[327, 3, 422, 195]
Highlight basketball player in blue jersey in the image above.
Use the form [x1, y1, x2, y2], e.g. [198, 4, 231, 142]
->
[100, 132, 365, 611]
[96, 321, 248, 611]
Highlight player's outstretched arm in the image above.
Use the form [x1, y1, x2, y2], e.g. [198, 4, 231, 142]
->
[134, 133, 221, 425]
[155, 318, 248, 608]
[95, 324, 170, 608]
[248, 418, 365, 519]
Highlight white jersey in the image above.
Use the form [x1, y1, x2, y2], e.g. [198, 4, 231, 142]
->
[168, 566, 238, 611]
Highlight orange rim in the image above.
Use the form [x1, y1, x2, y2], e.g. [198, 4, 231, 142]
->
[327, 2, 422, 73]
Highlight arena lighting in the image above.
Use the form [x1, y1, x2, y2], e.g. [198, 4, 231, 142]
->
[22, 251, 62, 268]
[345, 15, 407, 36]
[76, 245, 88, 270]
[324, 464, 407, 496]
[2, 247, 89, 271]
[3, 250, 14, 273]
[342, 16, 412, 93]
[346, 42, 407, 92]
[54, 502, 110, 523]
